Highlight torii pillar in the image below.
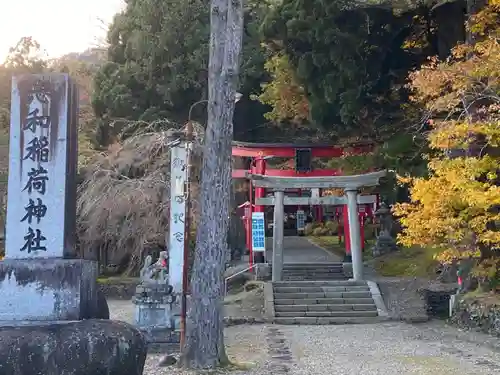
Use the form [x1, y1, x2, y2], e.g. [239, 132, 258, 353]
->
[247, 171, 386, 281]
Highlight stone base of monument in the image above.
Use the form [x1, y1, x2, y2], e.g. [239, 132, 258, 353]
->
[0, 259, 100, 320]
[0, 319, 147, 375]
[133, 283, 179, 344]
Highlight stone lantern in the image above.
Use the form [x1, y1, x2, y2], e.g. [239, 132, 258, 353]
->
[372, 202, 398, 257]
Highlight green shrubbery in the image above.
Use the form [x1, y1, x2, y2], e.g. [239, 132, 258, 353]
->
[305, 220, 340, 236]
[305, 219, 378, 239]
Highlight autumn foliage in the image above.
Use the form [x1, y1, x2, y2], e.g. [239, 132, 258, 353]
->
[252, 53, 309, 125]
[394, 1, 500, 289]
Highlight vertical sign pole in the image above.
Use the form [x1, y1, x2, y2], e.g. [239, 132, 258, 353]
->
[248, 179, 254, 269]
[180, 140, 192, 349]
[168, 145, 188, 338]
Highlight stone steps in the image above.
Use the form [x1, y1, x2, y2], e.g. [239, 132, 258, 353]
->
[273, 280, 365, 287]
[272, 280, 380, 325]
[275, 298, 375, 305]
[283, 262, 344, 269]
[273, 316, 384, 325]
[275, 310, 378, 318]
[274, 285, 369, 293]
[275, 304, 377, 312]
[274, 291, 372, 299]
[282, 262, 347, 281]
[284, 275, 347, 281]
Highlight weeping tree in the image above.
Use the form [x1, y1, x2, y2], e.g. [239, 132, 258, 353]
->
[179, 0, 245, 369]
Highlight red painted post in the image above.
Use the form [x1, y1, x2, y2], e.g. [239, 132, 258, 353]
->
[336, 208, 342, 243]
[317, 188, 323, 222]
[342, 204, 352, 262]
[247, 184, 253, 269]
[359, 210, 366, 251]
[253, 158, 266, 263]
[254, 158, 266, 213]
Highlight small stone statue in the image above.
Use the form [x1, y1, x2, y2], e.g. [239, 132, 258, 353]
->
[134, 250, 177, 344]
[139, 251, 169, 284]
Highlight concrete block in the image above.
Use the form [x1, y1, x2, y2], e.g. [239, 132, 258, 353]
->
[273, 298, 295, 305]
[0, 258, 98, 321]
[307, 304, 329, 311]
[343, 298, 375, 304]
[342, 291, 371, 298]
[318, 298, 344, 304]
[276, 311, 306, 317]
[326, 304, 354, 311]
[352, 304, 377, 311]
[324, 292, 344, 298]
[275, 305, 307, 313]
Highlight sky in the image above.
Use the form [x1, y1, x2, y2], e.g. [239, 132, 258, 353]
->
[0, 0, 125, 62]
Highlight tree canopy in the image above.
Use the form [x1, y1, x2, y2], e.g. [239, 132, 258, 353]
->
[91, 0, 270, 146]
[394, 0, 500, 289]
[259, 0, 429, 139]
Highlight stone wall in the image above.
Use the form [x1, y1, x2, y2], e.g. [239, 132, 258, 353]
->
[450, 296, 500, 337]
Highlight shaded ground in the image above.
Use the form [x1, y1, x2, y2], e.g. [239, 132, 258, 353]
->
[223, 285, 265, 319]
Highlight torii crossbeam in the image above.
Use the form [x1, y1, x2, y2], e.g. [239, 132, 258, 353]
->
[247, 171, 387, 282]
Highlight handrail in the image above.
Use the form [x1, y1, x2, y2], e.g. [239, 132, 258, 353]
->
[224, 263, 268, 296]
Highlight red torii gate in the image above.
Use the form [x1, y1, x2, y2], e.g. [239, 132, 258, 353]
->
[231, 141, 377, 266]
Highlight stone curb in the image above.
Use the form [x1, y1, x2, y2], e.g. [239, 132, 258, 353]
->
[270, 316, 392, 325]
[224, 316, 268, 326]
[366, 280, 390, 318]
[263, 281, 276, 320]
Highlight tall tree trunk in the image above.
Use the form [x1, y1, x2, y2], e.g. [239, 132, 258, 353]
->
[179, 0, 244, 369]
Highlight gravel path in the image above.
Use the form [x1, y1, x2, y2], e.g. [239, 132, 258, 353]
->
[282, 322, 500, 375]
[110, 300, 500, 375]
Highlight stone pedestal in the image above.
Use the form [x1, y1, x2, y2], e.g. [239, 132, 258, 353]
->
[372, 232, 398, 257]
[0, 258, 98, 321]
[133, 283, 178, 344]
[0, 320, 147, 375]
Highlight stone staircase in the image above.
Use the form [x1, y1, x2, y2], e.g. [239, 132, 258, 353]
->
[272, 280, 380, 324]
[265, 262, 386, 324]
[282, 262, 346, 281]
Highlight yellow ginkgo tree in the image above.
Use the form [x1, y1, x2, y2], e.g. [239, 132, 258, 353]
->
[393, 1, 500, 289]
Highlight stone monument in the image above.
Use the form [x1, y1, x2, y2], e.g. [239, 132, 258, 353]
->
[0, 74, 148, 375]
[372, 202, 398, 257]
[133, 252, 178, 343]
[0, 74, 99, 320]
